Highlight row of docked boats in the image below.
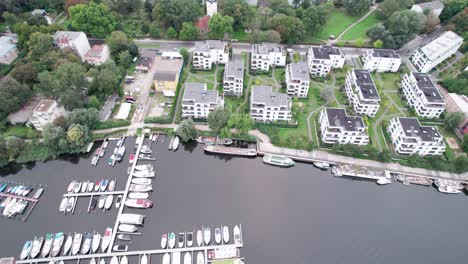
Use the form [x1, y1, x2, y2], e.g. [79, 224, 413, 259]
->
[108, 137, 126, 166]
[196, 136, 233, 146]
[0, 183, 36, 197]
[20, 227, 113, 259]
[161, 225, 241, 250]
[91, 139, 108, 166]
[0, 197, 29, 218]
[66, 180, 116, 194]
[434, 179, 463, 194]
[162, 252, 203, 264]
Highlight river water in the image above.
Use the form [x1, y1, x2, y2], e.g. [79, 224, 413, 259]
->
[1, 136, 468, 264]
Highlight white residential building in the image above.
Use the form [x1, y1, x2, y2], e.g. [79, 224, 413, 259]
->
[402, 72, 445, 118]
[223, 59, 244, 96]
[285, 61, 310, 98]
[411, 31, 463, 73]
[388, 117, 446, 156]
[251, 43, 286, 71]
[307, 45, 345, 76]
[250, 86, 292, 122]
[362, 49, 401, 72]
[411, 1, 444, 17]
[345, 69, 380, 117]
[206, 0, 217, 16]
[181, 83, 223, 119]
[29, 99, 67, 131]
[193, 40, 229, 70]
[85, 44, 110, 66]
[319, 108, 369, 146]
[53, 31, 91, 61]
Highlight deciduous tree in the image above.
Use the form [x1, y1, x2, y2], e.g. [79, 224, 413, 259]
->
[0, 77, 32, 115]
[343, 0, 372, 16]
[302, 4, 331, 32]
[209, 14, 234, 39]
[444, 112, 464, 131]
[208, 108, 231, 134]
[439, 0, 467, 22]
[152, 0, 202, 31]
[269, 14, 305, 44]
[221, 0, 252, 29]
[166, 26, 177, 39]
[176, 119, 198, 142]
[179, 22, 199, 41]
[69, 1, 117, 38]
[373, 39, 383, 48]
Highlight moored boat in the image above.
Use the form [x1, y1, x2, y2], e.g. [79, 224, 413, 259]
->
[233, 225, 241, 244]
[183, 252, 191, 264]
[162, 253, 170, 264]
[129, 154, 135, 164]
[108, 180, 116, 192]
[214, 227, 221, 244]
[110, 256, 119, 264]
[101, 227, 112, 252]
[132, 170, 156, 178]
[178, 232, 185, 248]
[51, 232, 64, 257]
[90, 258, 96, 264]
[204, 145, 257, 157]
[30, 236, 43, 258]
[187, 231, 193, 247]
[222, 226, 229, 243]
[71, 233, 82, 256]
[67, 182, 75, 193]
[117, 234, 131, 241]
[134, 164, 154, 171]
[115, 195, 122, 208]
[94, 181, 100, 192]
[129, 184, 153, 192]
[161, 233, 168, 249]
[313, 162, 330, 170]
[91, 232, 101, 253]
[105, 195, 113, 210]
[196, 252, 204, 264]
[63, 233, 72, 256]
[81, 232, 92, 254]
[41, 233, 54, 258]
[131, 178, 152, 185]
[100, 258, 106, 264]
[124, 199, 153, 208]
[112, 245, 128, 252]
[128, 192, 149, 200]
[263, 154, 295, 167]
[74, 182, 82, 193]
[100, 180, 109, 192]
[172, 136, 180, 151]
[168, 232, 176, 249]
[172, 252, 180, 264]
[87, 182, 94, 192]
[203, 227, 211, 245]
[59, 197, 68, 212]
[98, 195, 106, 209]
[20, 240, 32, 260]
[196, 229, 202, 246]
[81, 181, 88, 193]
[118, 224, 138, 233]
[140, 254, 147, 264]
[120, 256, 128, 264]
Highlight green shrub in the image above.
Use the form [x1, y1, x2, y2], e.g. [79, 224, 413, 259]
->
[95, 119, 130, 129]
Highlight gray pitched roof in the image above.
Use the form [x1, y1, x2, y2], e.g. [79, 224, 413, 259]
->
[251, 86, 289, 107]
[325, 108, 365, 132]
[312, 45, 342, 60]
[412, 72, 444, 103]
[353, 69, 380, 100]
[183, 83, 218, 104]
[398, 117, 443, 142]
[288, 61, 310, 82]
[225, 59, 244, 79]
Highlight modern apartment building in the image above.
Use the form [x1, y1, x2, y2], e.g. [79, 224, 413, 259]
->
[285, 61, 310, 98]
[29, 99, 67, 131]
[251, 43, 286, 71]
[250, 86, 292, 122]
[362, 49, 401, 72]
[319, 108, 369, 145]
[223, 59, 244, 96]
[193, 40, 229, 70]
[402, 72, 445, 118]
[181, 82, 222, 119]
[307, 45, 345, 76]
[345, 69, 380, 117]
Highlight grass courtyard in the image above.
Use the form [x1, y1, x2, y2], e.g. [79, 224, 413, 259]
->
[341, 12, 379, 41]
[313, 9, 360, 40]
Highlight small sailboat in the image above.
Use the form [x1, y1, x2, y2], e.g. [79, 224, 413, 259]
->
[105, 195, 113, 210]
[233, 225, 241, 244]
[187, 231, 193, 247]
[120, 256, 128, 264]
[63, 233, 72, 256]
[162, 253, 170, 264]
[51, 232, 64, 257]
[81, 232, 92, 254]
[128, 192, 149, 199]
[41, 233, 54, 258]
[115, 195, 122, 208]
[20, 240, 32, 260]
[168, 232, 176, 249]
[59, 197, 68, 212]
[71, 233, 82, 256]
[118, 224, 137, 233]
[203, 227, 211, 245]
[92, 232, 101, 253]
[108, 180, 116, 192]
[30, 236, 43, 258]
[101, 227, 112, 252]
[178, 232, 185, 248]
[88, 182, 94, 192]
[183, 252, 191, 264]
[196, 229, 202, 246]
[140, 254, 147, 264]
[172, 136, 180, 151]
[100, 180, 109, 192]
[214, 227, 221, 244]
[94, 181, 100, 192]
[222, 226, 230, 243]
[131, 178, 152, 185]
[117, 234, 131, 241]
[196, 252, 204, 264]
[98, 195, 106, 209]
[161, 233, 168, 249]
[110, 256, 119, 264]
[108, 155, 115, 166]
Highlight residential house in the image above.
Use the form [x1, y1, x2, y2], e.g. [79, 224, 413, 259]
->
[29, 99, 67, 131]
[153, 54, 184, 97]
[250, 86, 292, 122]
[402, 72, 445, 118]
[345, 69, 380, 117]
[181, 83, 223, 119]
[193, 40, 229, 70]
[445, 93, 468, 139]
[411, 31, 463, 73]
[411, 1, 444, 17]
[206, 0, 217, 16]
[319, 108, 369, 145]
[85, 44, 110, 66]
[362, 49, 401, 72]
[223, 59, 244, 96]
[135, 49, 156, 73]
[0, 35, 18, 65]
[285, 61, 310, 98]
[53, 31, 91, 61]
[388, 117, 446, 156]
[251, 43, 286, 71]
[307, 45, 345, 76]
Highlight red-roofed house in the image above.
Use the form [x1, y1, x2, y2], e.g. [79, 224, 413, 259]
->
[196, 16, 210, 34]
[85, 44, 110, 66]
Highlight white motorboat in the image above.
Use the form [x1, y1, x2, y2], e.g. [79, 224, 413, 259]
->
[3, 198, 17, 216]
[162, 253, 170, 264]
[233, 225, 241, 244]
[313, 162, 330, 170]
[131, 178, 152, 185]
[117, 234, 132, 241]
[100, 258, 106, 264]
[101, 227, 112, 252]
[30, 236, 43, 258]
[71, 233, 82, 256]
[140, 254, 148, 264]
[196, 230, 202, 246]
[134, 164, 154, 171]
[63, 233, 72, 255]
[168, 232, 176, 249]
[87, 182, 94, 192]
[132, 170, 156, 178]
[81, 232, 92, 254]
[108, 180, 116, 192]
[51, 232, 64, 257]
[124, 199, 153, 208]
[66, 197, 75, 213]
[94, 181, 100, 192]
[377, 178, 392, 185]
[128, 192, 149, 199]
[263, 154, 295, 167]
[105, 195, 114, 210]
[178, 232, 185, 248]
[98, 195, 106, 209]
[74, 182, 82, 193]
[183, 252, 191, 264]
[100, 180, 109, 192]
[81, 182, 88, 193]
[110, 256, 119, 264]
[59, 197, 68, 212]
[439, 186, 462, 194]
[214, 227, 221, 244]
[41, 233, 54, 258]
[161, 233, 168, 249]
[32, 188, 44, 199]
[172, 252, 180, 264]
[186, 231, 193, 247]
[120, 256, 128, 264]
[129, 184, 153, 192]
[20, 240, 32, 260]
[172, 136, 180, 151]
[196, 252, 204, 264]
[119, 213, 145, 225]
[91, 232, 101, 253]
[222, 226, 229, 243]
[67, 182, 75, 193]
[112, 245, 128, 252]
[90, 258, 96, 264]
[115, 195, 122, 208]
[203, 227, 211, 245]
[118, 224, 138, 233]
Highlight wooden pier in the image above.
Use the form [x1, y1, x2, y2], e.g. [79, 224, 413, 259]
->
[0, 193, 38, 203]
[62, 191, 125, 198]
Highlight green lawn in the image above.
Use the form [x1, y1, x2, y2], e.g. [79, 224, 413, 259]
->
[231, 30, 250, 42]
[313, 9, 360, 40]
[136, 43, 161, 49]
[224, 96, 245, 113]
[4, 125, 41, 139]
[380, 73, 401, 91]
[273, 68, 285, 84]
[341, 12, 379, 41]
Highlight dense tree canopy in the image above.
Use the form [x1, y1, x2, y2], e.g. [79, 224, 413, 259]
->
[69, 1, 117, 38]
[109, 0, 142, 14]
[0, 77, 33, 115]
[221, 0, 252, 29]
[343, 0, 373, 16]
[179, 22, 199, 41]
[269, 14, 305, 44]
[377, 0, 413, 19]
[176, 119, 198, 142]
[208, 108, 231, 134]
[439, 0, 467, 22]
[152, 0, 202, 31]
[302, 4, 331, 32]
[209, 14, 234, 39]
